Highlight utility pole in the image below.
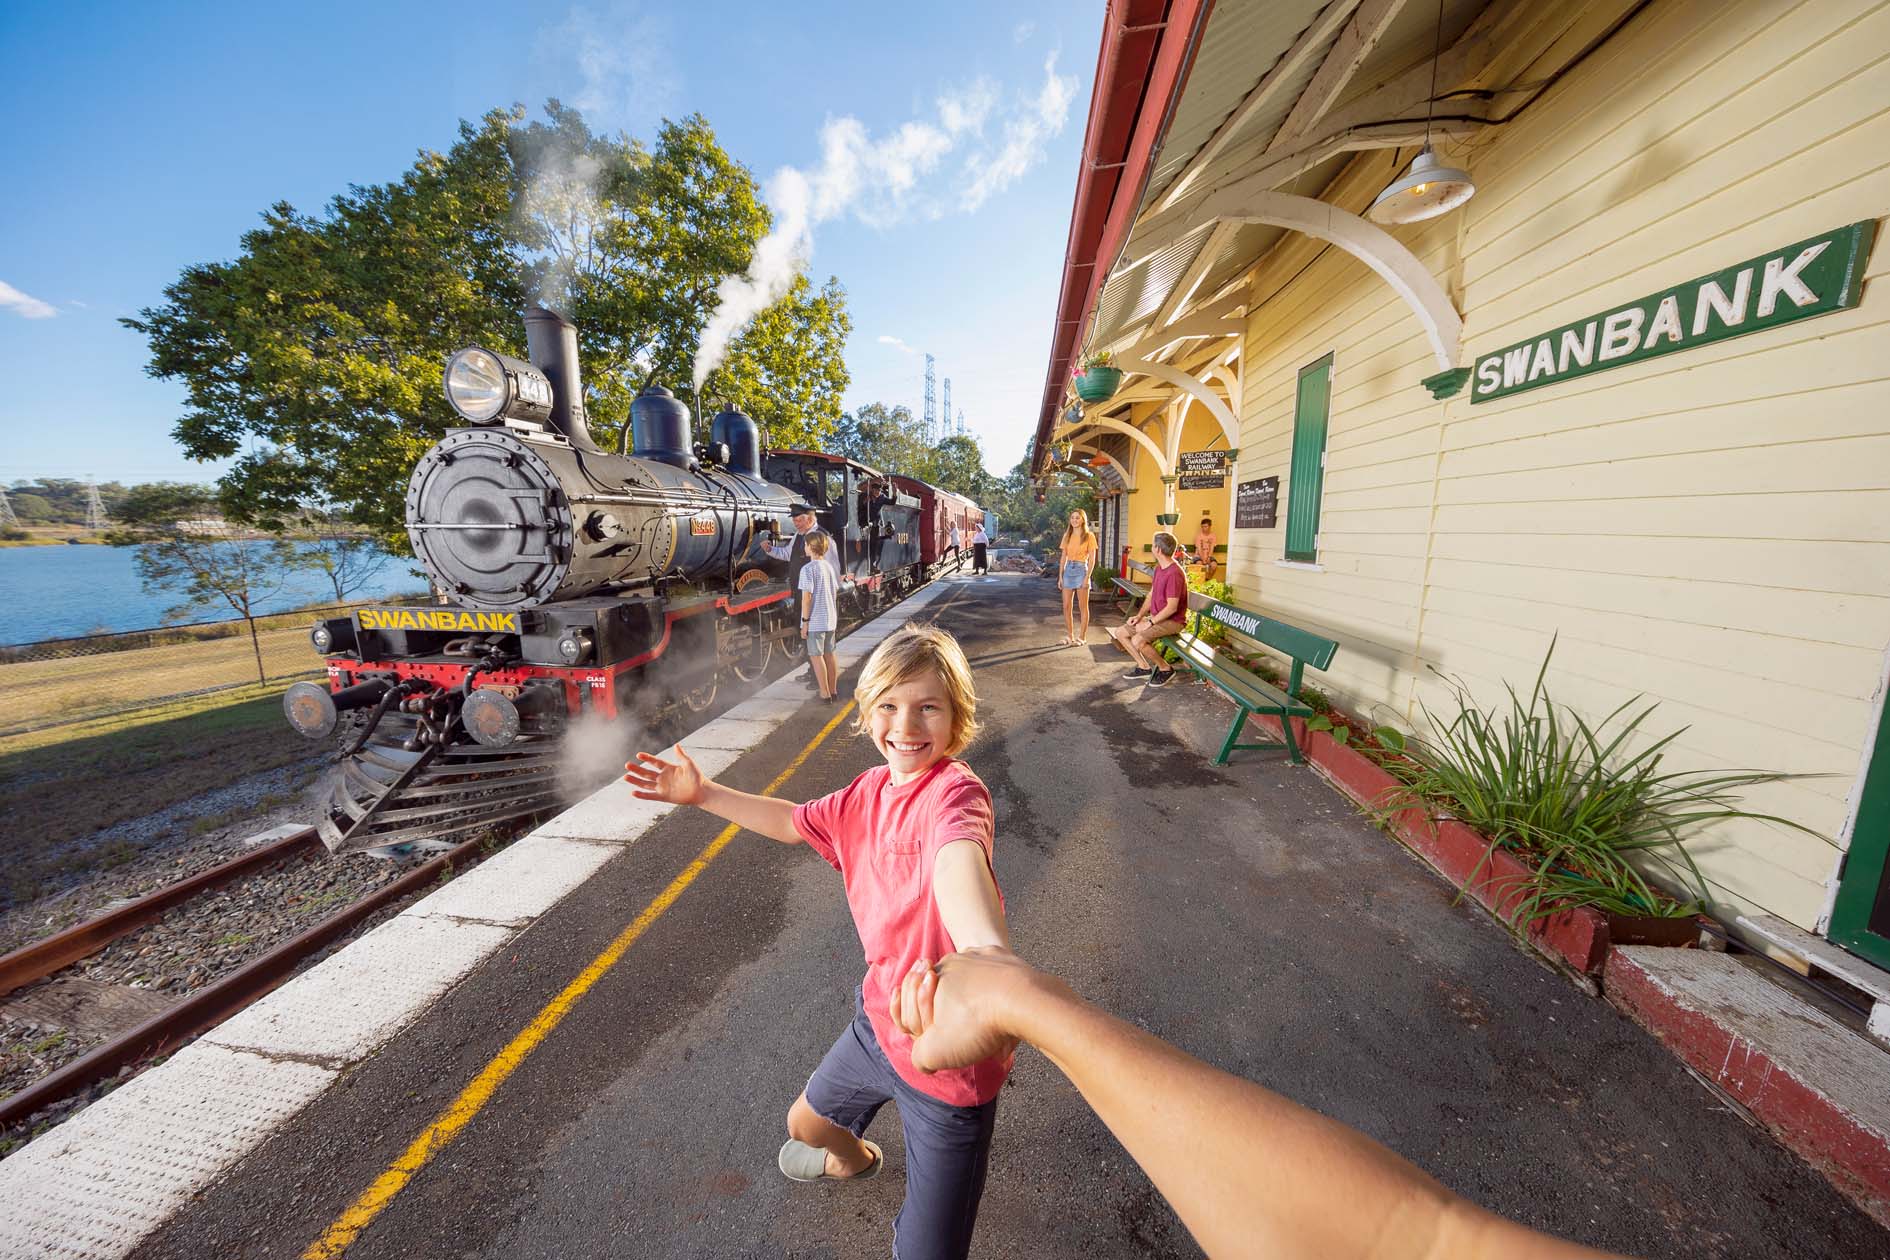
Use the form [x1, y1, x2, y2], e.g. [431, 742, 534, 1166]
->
[0, 488, 16, 529]
[923, 354, 936, 444]
[84, 481, 107, 530]
[941, 378, 951, 446]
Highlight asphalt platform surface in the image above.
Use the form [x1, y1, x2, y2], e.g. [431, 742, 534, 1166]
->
[140, 575, 1888, 1258]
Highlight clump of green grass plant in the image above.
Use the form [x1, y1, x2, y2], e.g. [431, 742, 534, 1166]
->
[1379, 640, 1816, 929]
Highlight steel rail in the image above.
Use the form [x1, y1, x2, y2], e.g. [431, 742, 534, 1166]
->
[0, 827, 322, 1000]
[0, 835, 487, 1129]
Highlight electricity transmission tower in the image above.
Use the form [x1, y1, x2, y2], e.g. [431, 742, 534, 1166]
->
[923, 354, 936, 442]
[956, 408, 966, 437]
[0, 488, 16, 529]
[84, 481, 107, 530]
[941, 379, 951, 445]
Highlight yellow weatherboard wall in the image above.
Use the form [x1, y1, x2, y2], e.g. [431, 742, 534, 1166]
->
[1119, 400, 1235, 563]
[1225, 0, 1890, 931]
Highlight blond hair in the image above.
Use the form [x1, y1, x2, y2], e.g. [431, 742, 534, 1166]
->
[804, 530, 830, 557]
[853, 622, 980, 756]
[1060, 513, 1093, 552]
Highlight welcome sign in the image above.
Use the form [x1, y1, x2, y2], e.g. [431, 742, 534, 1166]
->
[1470, 221, 1875, 404]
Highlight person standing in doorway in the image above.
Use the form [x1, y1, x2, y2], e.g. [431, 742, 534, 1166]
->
[971, 522, 989, 574]
[799, 532, 841, 703]
[1057, 511, 1098, 647]
[1108, 532, 1186, 686]
[1195, 516, 1217, 580]
[947, 519, 963, 568]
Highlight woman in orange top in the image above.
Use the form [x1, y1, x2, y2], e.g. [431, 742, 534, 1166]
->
[1057, 511, 1098, 646]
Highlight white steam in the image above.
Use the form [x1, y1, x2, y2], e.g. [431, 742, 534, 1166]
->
[558, 709, 650, 802]
[691, 52, 1077, 390]
[518, 148, 607, 310]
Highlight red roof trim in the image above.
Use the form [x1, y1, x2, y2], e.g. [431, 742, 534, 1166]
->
[1031, 0, 1214, 477]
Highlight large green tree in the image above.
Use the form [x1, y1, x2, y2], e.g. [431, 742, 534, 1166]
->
[126, 104, 851, 551]
[825, 404, 995, 503]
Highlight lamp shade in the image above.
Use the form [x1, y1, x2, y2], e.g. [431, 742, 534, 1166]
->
[1366, 146, 1475, 225]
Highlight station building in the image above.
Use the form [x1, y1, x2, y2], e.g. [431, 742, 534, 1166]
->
[1035, 0, 1890, 968]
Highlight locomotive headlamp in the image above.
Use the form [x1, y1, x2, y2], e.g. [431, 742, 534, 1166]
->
[443, 347, 556, 426]
[310, 624, 333, 652]
[557, 629, 593, 665]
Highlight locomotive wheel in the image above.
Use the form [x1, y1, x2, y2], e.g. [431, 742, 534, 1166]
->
[680, 674, 718, 712]
[725, 612, 778, 683]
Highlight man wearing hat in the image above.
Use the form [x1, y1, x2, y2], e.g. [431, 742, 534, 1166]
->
[765, 503, 837, 689]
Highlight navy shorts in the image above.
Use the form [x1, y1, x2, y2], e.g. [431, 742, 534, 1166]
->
[803, 991, 999, 1260]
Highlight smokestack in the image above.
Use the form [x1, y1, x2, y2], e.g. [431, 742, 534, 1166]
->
[523, 306, 603, 454]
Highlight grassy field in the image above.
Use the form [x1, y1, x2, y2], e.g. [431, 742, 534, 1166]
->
[0, 623, 328, 735]
[0, 686, 321, 907]
[0, 525, 111, 548]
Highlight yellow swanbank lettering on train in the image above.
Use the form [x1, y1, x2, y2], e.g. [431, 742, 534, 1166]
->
[358, 608, 519, 633]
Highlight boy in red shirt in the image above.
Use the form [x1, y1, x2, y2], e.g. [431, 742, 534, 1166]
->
[623, 623, 1011, 1260]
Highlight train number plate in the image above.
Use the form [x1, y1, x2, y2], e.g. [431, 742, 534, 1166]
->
[357, 607, 521, 633]
[690, 518, 716, 536]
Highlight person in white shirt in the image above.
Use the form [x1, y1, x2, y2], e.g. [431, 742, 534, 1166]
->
[970, 523, 990, 574]
[799, 531, 841, 702]
[947, 521, 962, 567]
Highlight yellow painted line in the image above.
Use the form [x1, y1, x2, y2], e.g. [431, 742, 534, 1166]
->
[304, 700, 859, 1259]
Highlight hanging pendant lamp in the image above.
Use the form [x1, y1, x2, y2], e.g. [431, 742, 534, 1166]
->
[1367, 145, 1475, 224]
[1366, 0, 1475, 226]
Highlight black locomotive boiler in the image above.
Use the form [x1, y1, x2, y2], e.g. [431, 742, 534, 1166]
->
[285, 306, 933, 854]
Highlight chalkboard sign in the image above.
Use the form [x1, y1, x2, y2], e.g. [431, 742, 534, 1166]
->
[1235, 476, 1278, 529]
[1178, 473, 1225, 489]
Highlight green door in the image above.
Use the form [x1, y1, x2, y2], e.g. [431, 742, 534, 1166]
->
[1830, 700, 1890, 969]
[1284, 354, 1332, 563]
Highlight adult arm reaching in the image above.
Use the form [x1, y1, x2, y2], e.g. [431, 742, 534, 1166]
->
[888, 948, 1622, 1260]
[623, 746, 803, 845]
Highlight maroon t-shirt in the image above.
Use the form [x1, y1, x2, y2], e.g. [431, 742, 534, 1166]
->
[1148, 560, 1187, 626]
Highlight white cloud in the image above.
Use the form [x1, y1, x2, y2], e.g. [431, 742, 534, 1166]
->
[1013, 21, 1036, 44]
[878, 335, 917, 354]
[693, 53, 1081, 387]
[961, 52, 1077, 213]
[0, 281, 56, 319]
[938, 78, 998, 137]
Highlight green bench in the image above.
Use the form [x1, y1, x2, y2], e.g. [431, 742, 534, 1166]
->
[1106, 559, 1150, 610]
[1155, 591, 1340, 765]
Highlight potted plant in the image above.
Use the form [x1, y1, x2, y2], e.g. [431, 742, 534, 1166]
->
[1074, 350, 1122, 403]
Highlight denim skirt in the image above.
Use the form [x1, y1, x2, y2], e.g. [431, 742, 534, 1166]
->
[1059, 560, 1088, 590]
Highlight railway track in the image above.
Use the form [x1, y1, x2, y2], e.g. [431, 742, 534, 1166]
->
[0, 828, 490, 1130]
[0, 568, 967, 1142]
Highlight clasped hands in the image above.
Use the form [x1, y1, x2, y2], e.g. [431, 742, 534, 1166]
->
[888, 947, 1031, 1073]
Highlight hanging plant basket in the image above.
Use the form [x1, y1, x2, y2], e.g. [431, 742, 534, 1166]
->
[1074, 366, 1123, 403]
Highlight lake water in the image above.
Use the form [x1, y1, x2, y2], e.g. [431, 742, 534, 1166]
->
[0, 543, 427, 644]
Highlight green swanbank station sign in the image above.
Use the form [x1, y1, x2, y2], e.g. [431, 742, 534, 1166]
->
[1469, 220, 1876, 404]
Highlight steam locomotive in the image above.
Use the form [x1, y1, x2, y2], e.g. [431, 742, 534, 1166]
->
[284, 306, 983, 854]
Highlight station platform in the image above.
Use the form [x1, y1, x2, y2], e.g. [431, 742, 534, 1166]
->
[5, 574, 1888, 1258]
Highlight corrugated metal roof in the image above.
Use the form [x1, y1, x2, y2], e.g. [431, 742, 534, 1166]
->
[1142, 0, 1335, 210]
[1091, 221, 1216, 351]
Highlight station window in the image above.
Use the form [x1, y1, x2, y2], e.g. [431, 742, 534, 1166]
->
[1284, 353, 1333, 563]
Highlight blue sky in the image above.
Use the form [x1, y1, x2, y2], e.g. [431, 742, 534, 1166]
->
[0, 0, 1098, 486]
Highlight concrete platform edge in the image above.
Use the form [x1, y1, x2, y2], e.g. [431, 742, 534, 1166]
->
[1605, 947, 1890, 1229]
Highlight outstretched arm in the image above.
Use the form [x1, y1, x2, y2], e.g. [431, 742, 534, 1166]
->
[890, 949, 1620, 1260]
[931, 841, 1009, 950]
[623, 747, 802, 844]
